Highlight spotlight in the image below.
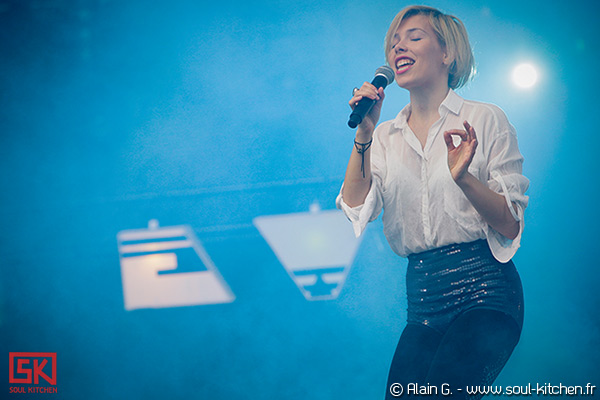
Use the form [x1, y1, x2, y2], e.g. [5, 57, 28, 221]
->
[512, 63, 538, 88]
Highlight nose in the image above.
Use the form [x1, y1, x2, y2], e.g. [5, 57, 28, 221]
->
[394, 41, 407, 54]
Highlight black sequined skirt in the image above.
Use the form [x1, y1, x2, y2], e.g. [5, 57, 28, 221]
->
[406, 239, 524, 334]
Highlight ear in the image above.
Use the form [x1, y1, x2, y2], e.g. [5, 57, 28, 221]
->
[442, 50, 454, 67]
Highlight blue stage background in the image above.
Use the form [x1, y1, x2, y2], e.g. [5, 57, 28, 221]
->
[1, 0, 599, 398]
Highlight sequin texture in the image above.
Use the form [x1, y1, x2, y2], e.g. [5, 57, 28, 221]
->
[406, 239, 524, 334]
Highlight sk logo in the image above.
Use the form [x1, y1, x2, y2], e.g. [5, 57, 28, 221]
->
[116, 220, 235, 310]
[254, 207, 364, 300]
[9, 353, 57, 385]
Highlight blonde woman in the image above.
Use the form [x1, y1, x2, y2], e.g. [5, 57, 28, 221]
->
[337, 6, 529, 398]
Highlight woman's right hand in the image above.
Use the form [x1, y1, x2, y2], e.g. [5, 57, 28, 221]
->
[349, 82, 385, 139]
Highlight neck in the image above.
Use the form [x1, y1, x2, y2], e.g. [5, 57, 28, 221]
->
[408, 84, 450, 122]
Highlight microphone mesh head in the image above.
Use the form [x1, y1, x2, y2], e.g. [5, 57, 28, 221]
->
[375, 66, 395, 85]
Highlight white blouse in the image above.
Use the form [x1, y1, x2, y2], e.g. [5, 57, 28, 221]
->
[336, 90, 529, 263]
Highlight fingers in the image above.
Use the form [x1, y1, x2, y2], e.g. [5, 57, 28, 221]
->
[359, 81, 380, 99]
[349, 82, 382, 109]
[444, 127, 478, 152]
[443, 130, 456, 150]
[446, 123, 478, 144]
[445, 129, 468, 141]
[463, 120, 478, 141]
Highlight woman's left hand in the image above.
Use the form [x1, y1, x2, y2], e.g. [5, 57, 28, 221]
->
[443, 121, 478, 183]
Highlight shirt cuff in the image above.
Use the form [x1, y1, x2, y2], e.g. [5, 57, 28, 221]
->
[491, 171, 521, 221]
[335, 180, 379, 237]
[486, 202, 524, 263]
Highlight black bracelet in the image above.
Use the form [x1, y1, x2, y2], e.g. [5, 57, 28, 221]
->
[354, 139, 372, 178]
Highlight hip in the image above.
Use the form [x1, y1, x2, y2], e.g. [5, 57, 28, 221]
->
[406, 239, 524, 333]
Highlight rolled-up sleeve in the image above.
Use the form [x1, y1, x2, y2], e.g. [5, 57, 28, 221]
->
[336, 176, 383, 237]
[336, 133, 386, 237]
[485, 128, 530, 263]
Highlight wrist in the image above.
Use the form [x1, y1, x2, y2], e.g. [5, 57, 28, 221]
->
[355, 126, 373, 142]
[454, 171, 476, 189]
[354, 133, 373, 143]
[353, 138, 372, 179]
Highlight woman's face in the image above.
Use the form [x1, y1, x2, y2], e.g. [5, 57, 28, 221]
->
[387, 14, 451, 91]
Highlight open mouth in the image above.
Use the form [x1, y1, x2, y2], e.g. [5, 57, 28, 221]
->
[395, 57, 415, 74]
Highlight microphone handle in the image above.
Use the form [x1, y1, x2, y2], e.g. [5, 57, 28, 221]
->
[348, 74, 389, 128]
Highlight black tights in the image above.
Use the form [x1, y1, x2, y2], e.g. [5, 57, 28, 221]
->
[385, 308, 522, 399]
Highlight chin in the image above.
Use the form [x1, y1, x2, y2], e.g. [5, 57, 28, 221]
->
[395, 78, 414, 91]
[395, 75, 428, 92]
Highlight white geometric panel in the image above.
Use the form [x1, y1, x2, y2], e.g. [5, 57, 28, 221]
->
[253, 208, 364, 300]
[116, 221, 235, 310]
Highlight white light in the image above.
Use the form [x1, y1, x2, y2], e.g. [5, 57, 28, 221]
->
[512, 63, 538, 88]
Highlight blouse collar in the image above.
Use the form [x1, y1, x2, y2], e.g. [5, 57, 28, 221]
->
[392, 89, 464, 131]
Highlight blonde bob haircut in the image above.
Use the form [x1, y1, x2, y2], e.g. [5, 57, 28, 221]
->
[384, 5, 475, 89]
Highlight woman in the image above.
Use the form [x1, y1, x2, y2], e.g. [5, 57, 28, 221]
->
[336, 5, 529, 399]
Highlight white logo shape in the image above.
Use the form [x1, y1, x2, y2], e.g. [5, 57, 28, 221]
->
[117, 220, 235, 310]
[253, 207, 363, 300]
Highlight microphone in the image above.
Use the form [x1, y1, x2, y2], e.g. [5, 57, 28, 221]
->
[348, 66, 395, 128]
